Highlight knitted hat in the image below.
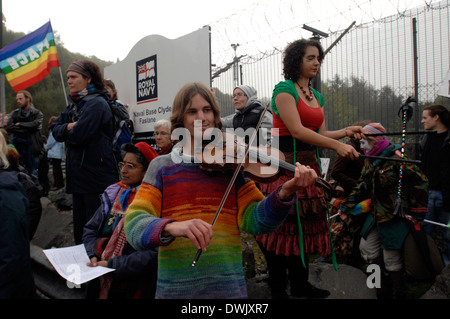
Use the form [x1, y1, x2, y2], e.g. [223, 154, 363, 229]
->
[234, 85, 259, 110]
[363, 123, 386, 140]
[235, 85, 257, 99]
[135, 142, 158, 164]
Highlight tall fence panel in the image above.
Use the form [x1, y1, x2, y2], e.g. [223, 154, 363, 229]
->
[211, 0, 449, 164]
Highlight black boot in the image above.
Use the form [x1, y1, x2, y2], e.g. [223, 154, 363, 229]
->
[389, 270, 406, 299]
[288, 255, 330, 299]
[368, 256, 392, 299]
[257, 242, 289, 299]
[291, 281, 330, 299]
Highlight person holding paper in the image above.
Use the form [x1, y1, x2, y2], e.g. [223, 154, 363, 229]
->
[82, 142, 158, 299]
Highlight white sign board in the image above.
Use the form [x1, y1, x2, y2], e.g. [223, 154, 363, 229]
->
[438, 68, 450, 98]
[320, 157, 330, 180]
[105, 26, 211, 142]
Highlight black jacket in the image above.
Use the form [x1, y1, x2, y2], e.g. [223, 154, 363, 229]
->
[52, 90, 119, 194]
[0, 168, 35, 298]
[420, 130, 450, 210]
[6, 105, 44, 156]
[232, 101, 272, 145]
[331, 138, 365, 197]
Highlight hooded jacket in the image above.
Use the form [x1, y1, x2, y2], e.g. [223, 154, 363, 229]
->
[231, 85, 272, 145]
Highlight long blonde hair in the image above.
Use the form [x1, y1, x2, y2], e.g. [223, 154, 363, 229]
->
[0, 131, 9, 168]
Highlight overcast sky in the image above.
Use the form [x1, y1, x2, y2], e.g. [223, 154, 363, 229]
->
[2, 0, 434, 63]
[2, 0, 258, 62]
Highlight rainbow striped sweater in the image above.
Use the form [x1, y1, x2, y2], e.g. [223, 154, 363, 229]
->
[124, 148, 296, 299]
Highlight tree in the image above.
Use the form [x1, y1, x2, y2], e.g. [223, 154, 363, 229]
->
[1, 25, 113, 134]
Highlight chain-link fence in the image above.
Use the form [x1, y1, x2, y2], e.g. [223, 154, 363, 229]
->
[210, 0, 449, 165]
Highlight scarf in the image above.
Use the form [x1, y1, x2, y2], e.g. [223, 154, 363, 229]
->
[98, 185, 138, 299]
[120, 185, 140, 211]
[364, 138, 390, 156]
[70, 83, 96, 104]
[158, 143, 173, 155]
[99, 218, 126, 299]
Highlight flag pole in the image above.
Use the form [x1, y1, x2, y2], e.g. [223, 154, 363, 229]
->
[0, 0, 6, 125]
[49, 19, 68, 106]
[58, 66, 68, 105]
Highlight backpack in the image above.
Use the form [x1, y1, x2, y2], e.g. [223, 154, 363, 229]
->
[108, 100, 134, 161]
[403, 229, 444, 280]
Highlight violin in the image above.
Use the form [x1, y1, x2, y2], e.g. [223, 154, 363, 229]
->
[192, 103, 333, 267]
[196, 132, 334, 199]
[191, 131, 334, 267]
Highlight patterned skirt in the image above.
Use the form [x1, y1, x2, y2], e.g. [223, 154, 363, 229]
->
[256, 149, 331, 256]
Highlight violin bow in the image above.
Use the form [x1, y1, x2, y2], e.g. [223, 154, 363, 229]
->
[331, 212, 450, 230]
[351, 130, 436, 138]
[352, 109, 433, 165]
[359, 154, 421, 164]
[191, 102, 271, 267]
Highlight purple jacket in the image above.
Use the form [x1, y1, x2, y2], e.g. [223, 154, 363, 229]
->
[82, 183, 158, 280]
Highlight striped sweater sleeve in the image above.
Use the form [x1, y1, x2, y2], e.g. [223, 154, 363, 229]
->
[124, 182, 176, 251]
[237, 181, 297, 235]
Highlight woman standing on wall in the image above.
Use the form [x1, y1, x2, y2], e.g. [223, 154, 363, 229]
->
[256, 39, 365, 299]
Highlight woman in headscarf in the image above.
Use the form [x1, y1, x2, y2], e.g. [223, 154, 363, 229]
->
[229, 85, 272, 146]
[52, 60, 119, 244]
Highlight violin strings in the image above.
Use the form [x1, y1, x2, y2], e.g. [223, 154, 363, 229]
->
[247, 148, 296, 173]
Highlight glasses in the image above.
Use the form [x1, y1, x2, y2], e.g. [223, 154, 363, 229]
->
[232, 93, 246, 99]
[118, 162, 142, 170]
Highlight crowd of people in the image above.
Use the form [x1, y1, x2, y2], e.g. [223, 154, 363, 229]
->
[0, 38, 449, 300]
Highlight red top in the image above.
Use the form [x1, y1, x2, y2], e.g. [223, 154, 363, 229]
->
[272, 96, 324, 136]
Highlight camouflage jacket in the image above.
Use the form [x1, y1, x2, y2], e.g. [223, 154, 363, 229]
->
[340, 143, 429, 224]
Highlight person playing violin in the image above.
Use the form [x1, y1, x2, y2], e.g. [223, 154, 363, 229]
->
[256, 39, 366, 299]
[124, 82, 319, 299]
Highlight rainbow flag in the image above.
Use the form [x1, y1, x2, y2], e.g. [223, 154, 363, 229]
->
[0, 21, 60, 92]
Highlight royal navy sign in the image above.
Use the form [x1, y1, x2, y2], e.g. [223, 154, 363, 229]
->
[136, 55, 157, 103]
[105, 26, 211, 142]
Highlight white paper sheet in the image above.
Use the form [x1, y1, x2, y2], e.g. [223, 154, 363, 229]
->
[43, 244, 115, 285]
